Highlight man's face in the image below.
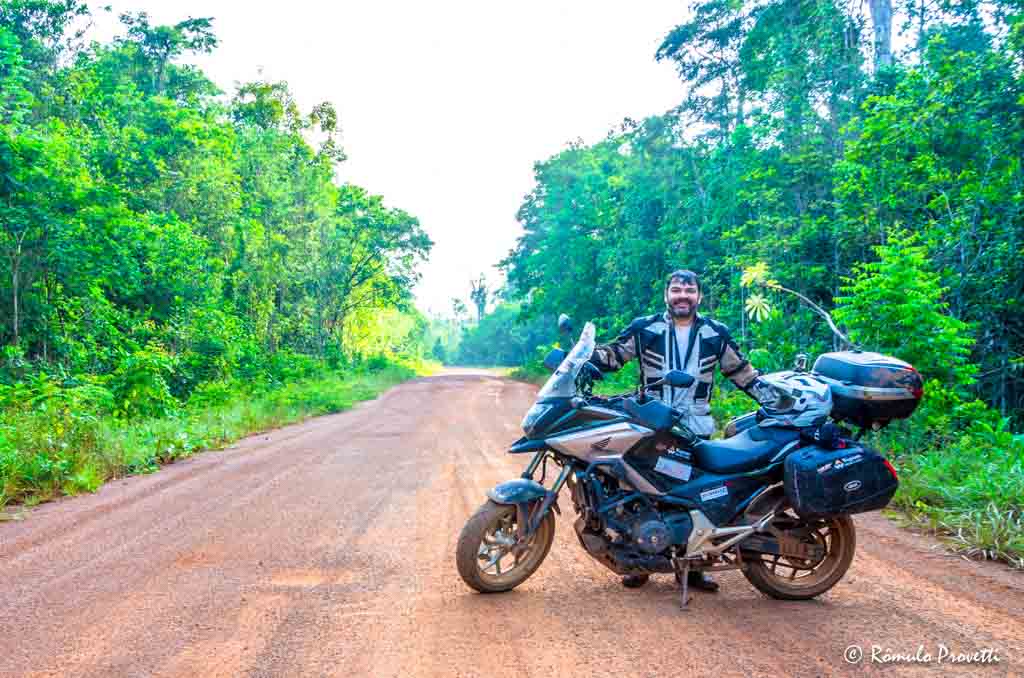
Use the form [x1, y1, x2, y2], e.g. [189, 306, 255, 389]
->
[665, 280, 701, 319]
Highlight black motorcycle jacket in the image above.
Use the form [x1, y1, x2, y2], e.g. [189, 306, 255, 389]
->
[590, 311, 773, 436]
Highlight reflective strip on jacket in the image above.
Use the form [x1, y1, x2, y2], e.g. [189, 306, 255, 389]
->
[590, 311, 761, 436]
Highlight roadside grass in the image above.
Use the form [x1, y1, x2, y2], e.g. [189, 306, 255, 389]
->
[508, 362, 550, 384]
[880, 423, 1024, 569]
[0, 358, 435, 511]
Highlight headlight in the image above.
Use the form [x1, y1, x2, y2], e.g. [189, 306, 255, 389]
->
[521, 403, 552, 435]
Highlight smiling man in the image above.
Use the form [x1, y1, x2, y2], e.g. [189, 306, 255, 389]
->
[589, 269, 777, 592]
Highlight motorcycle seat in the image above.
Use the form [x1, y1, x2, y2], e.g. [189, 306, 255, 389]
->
[693, 426, 801, 474]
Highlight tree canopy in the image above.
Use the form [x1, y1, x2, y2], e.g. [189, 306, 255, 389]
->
[495, 0, 1023, 422]
[0, 3, 433, 399]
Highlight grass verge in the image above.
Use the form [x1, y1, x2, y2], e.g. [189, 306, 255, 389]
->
[0, 359, 434, 512]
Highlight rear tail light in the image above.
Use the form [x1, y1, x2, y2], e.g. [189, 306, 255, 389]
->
[883, 458, 899, 480]
[910, 368, 924, 399]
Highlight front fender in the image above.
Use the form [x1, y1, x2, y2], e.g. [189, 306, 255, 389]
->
[487, 478, 547, 505]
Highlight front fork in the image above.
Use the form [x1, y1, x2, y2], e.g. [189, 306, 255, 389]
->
[497, 451, 572, 540]
[520, 449, 546, 480]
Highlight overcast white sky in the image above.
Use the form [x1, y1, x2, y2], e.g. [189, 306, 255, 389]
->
[92, 1, 687, 316]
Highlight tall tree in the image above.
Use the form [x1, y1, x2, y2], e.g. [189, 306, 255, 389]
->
[868, 0, 894, 68]
[469, 275, 487, 323]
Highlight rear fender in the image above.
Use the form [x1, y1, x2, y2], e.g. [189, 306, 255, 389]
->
[741, 483, 787, 520]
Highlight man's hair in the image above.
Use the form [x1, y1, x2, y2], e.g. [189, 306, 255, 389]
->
[665, 269, 701, 293]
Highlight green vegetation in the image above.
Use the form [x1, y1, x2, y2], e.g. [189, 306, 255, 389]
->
[453, 302, 551, 367]
[484, 0, 1024, 566]
[0, 357, 432, 510]
[0, 3, 434, 507]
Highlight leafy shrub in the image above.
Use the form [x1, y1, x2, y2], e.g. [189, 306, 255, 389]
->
[187, 379, 240, 410]
[363, 354, 392, 372]
[833, 230, 977, 386]
[108, 344, 180, 418]
[710, 386, 756, 431]
[264, 351, 323, 384]
[0, 394, 104, 505]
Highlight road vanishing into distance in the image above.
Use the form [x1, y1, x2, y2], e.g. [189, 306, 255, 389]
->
[1, 371, 1022, 677]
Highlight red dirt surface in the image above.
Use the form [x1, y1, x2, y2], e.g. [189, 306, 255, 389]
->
[1, 371, 1021, 677]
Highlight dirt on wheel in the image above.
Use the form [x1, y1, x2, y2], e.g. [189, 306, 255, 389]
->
[1, 372, 1021, 677]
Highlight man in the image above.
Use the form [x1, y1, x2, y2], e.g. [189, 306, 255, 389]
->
[589, 269, 776, 592]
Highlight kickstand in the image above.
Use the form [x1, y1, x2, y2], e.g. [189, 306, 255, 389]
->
[674, 558, 691, 610]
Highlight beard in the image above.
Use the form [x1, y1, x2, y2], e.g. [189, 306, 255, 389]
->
[667, 300, 695, 318]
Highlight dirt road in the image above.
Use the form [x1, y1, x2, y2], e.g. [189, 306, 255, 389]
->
[1, 372, 1021, 677]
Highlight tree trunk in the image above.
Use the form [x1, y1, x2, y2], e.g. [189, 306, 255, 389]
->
[10, 231, 25, 347]
[735, 77, 746, 129]
[831, 235, 839, 351]
[868, 0, 893, 70]
[315, 297, 325, 357]
[917, 0, 927, 51]
[1000, 350, 1007, 416]
[42, 270, 50, 361]
[11, 255, 19, 346]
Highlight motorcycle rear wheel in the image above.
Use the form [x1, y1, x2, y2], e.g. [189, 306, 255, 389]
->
[456, 500, 555, 593]
[742, 512, 856, 600]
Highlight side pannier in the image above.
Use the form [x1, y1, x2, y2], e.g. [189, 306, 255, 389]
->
[784, 444, 899, 519]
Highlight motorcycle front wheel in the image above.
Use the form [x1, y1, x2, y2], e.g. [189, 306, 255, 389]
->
[742, 512, 856, 600]
[456, 499, 555, 593]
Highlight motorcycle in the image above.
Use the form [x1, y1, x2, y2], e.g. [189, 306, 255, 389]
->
[456, 318, 921, 606]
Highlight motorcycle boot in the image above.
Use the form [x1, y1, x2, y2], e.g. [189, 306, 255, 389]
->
[621, 574, 649, 588]
[621, 572, 719, 591]
[687, 571, 719, 592]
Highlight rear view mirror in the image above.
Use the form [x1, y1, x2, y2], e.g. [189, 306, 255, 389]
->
[664, 370, 695, 388]
[543, 348, 567, 371]
[557, 314, 574, 335]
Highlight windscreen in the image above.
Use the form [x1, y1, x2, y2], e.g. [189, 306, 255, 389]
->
[537, 322, 595, 400]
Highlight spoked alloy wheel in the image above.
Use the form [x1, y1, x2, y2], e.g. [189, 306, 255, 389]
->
[742, 510, 856, 600]
[456, 500, 555, 593]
